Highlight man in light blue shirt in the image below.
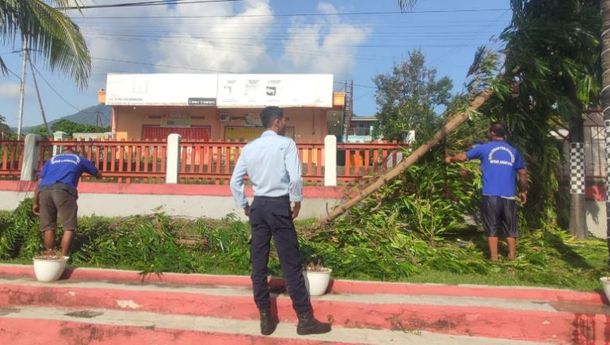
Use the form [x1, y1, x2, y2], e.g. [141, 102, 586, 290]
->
[230, 106, 331, 336]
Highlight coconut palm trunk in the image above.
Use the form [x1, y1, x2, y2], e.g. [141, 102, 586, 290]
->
[601, 0, 610, 259]
[322, 91, 491, 224]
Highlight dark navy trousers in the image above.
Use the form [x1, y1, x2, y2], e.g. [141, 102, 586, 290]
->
[249, 195, 311, 314]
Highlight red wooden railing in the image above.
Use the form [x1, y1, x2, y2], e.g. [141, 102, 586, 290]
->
[0, 140, 24, 179]
[38, 140, 167, 183]
[337, 142, 405, 180]
[3, 139, 404, 185]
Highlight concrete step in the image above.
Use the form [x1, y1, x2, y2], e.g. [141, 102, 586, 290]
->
[0, 264, 607, 344]
[0, 305, 550, 345]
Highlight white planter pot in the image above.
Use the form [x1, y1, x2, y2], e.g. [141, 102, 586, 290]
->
[33, 256, 69, 282]
[303, 268, 332, 296]
[601, 277, 610, 302]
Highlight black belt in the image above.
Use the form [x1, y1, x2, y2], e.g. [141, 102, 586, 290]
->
[254, 195, 289, 200]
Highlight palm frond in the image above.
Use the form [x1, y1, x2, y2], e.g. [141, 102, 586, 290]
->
[397, 0, 418, 11]
[0, 0, 90, 87]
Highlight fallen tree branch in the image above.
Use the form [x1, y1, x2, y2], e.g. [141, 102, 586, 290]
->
[320, 90, 492, 225]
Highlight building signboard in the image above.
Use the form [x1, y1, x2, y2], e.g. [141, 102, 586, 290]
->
[217, 74, 333, 108]
[106, 73, 333, 108]
[106, 74, 218, 106]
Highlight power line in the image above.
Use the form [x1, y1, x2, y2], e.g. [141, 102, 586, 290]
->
[92, 56, 376, 90]
[29, 63, 81, 112]
[73, 8, 509, 20]
[58, 0, 242, 10]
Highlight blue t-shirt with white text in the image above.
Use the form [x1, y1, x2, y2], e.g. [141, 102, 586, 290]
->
[39, 153, 98, 189]
[466, 140, 525, 197]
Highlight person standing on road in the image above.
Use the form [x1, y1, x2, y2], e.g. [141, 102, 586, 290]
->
[230, 106, 331, 336]
[444, 122, 528, 261]
[33, 148, 102, 257]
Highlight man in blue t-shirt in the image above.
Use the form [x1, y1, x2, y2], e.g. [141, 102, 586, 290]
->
[33, 148, 102, 256]
[445, 122, 528, 261]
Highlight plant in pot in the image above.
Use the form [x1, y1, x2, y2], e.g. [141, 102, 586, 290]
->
[303, 261, 332, 296]
[33, 251, 69, 282]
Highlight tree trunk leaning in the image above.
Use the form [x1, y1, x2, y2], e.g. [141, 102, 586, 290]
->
[321, 90, 492, 224]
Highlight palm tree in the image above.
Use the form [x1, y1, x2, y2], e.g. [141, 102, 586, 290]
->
[0, 0, 90, 87]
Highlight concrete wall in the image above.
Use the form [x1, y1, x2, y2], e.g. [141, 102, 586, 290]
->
[0, 181, 343, 221]
[586, 200, 607, 239]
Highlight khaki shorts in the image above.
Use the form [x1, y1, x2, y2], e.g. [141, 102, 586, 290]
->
[39, 184, 78, 232]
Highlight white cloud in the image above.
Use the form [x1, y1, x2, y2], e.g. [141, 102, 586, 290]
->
[281, 2, 370, 81]
[76, 0, 369, 87]
[154, 0, 273, 73]
[79, 0, 274, 89]
[0, 83, 20, 98]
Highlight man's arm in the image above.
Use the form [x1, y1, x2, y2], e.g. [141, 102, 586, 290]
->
[444, 152, 468, 164]
[33, 162, 48, 215]
[81, 158, 101, 178]
[32, 184, 40, 215]
[285, 140, 303, 219]
[517, 168, 528, 205]
[230, 154, 250, 216]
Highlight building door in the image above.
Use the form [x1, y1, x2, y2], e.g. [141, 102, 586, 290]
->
[142, 126, 210, 141]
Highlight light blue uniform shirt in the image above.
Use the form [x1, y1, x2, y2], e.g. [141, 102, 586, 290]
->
[230, 130, 303, 208]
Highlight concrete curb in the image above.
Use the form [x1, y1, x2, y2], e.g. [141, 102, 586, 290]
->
[0, 276, 608, 343]
[0, 306, 553, 345]
[0, 264, 604, 304]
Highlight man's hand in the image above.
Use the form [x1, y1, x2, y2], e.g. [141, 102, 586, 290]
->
[32, 204, 40, 216]
[291, 202, 301, 219]
[444, 152, 466, 164]
[518, 192, 527, 206]
[244, 204, 251, 217]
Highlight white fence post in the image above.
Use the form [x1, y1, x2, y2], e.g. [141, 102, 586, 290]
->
[20, 134, 40, 181]
[52, 131, 68, 156]
[324, 135, 337, 187]
[166, 133, 181, 184]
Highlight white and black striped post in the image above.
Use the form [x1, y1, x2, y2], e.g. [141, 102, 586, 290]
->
[569, 142, 586, 239]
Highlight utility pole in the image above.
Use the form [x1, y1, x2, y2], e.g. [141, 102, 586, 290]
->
[341, 80, 354, 142]
[17, 37, 28, 138]
[601, 0, 610, 262]
[29, 56, 51, 136]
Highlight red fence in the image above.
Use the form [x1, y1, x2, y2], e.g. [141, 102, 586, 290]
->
[337, 142, 404, 181]
[1, 139, 404, 185]
[0, 141, 24, 179]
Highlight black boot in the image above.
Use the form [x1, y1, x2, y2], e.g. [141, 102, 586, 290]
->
[296, 310, 331, 335]
[259, 309, 277, 335]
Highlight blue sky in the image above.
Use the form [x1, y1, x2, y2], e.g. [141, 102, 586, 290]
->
[0, 0, 511, 128]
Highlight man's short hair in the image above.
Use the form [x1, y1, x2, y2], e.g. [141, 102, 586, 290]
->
[260, 106, 283, 128]
[490, 122, 506, 138]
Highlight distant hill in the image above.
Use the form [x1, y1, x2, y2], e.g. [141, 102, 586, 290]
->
[22, 104, 111, 133]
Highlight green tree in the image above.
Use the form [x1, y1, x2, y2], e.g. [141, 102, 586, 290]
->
[32, 119, 109, 137]
[0, 114, 14, 139]
[0, 0, 90, 87]
[373, 50, 453, 141]
[397, 1, 601, 236]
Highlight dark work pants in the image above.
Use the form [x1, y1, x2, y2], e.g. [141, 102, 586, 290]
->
[249, 195, 311, 314]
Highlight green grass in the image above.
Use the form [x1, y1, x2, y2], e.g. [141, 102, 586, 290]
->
[1, 206, 608, 291]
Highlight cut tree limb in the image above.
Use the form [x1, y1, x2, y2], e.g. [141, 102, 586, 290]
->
[321, 90, 492, 224]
